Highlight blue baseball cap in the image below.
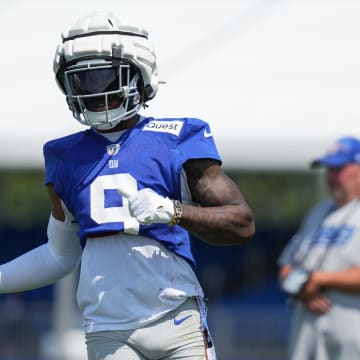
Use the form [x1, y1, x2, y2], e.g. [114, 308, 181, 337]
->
[311, 136, 360, 168]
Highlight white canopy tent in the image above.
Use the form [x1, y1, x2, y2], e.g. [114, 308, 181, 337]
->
[1, 0, 360, 170]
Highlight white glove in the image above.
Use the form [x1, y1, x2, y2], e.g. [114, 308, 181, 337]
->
[119, 188, 174, 224]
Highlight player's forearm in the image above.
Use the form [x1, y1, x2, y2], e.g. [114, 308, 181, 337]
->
[311, 268, 360, 293]
[0, 243, 77, 293]
[179, 203, 255, 246]
[0, 215, 81, 294]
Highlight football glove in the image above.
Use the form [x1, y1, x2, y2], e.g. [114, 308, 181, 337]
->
[118, 188, 174, 224]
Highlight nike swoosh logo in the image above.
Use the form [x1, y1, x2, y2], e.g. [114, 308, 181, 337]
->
[203, 129, 213, 138]
[173, 314, 192, 326]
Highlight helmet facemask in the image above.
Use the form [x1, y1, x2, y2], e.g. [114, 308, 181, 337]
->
[62, 59, 143, 130]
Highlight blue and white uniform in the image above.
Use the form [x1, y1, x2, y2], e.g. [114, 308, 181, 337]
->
[44, 116, 221, 333]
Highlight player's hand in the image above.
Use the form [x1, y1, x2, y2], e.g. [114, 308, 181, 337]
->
[304, 295, 331, 314]
[297, 272, 331, 314]
[118, 188, 174, 224]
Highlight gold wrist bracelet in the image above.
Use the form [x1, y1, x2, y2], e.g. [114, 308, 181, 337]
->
[168, 200, 183, 226]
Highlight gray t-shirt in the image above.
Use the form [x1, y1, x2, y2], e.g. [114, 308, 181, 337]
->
[278, 199, 360, 360]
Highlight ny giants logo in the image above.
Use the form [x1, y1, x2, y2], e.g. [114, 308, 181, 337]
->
[106, 144, 120, 169]
[106, 144, 120, 156]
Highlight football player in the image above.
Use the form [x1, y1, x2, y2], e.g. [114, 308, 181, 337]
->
[0, 12, 255, 360]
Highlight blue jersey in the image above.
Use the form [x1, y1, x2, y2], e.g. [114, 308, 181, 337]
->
[44, 116, 221, 266]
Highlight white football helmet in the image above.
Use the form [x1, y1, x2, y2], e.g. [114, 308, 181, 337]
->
[53, 12, 159, 130]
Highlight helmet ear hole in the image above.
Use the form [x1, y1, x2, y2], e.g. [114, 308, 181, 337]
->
[56, 71, 66, 94]
[144, 85, 154, 101]
[66, 97, 82, 114]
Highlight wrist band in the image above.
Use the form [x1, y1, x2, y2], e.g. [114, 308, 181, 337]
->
[168, 200, 183, 226]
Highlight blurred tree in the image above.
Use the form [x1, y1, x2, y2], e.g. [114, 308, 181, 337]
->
[229, 169, 328, 228]
[0, 169, 49, 228]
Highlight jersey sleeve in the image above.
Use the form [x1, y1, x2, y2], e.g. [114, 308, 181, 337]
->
[43, 137, 71, 203]
[176, 118, 222, 164]
[43, 131, 84, 189]
[43, 141, 62, 186]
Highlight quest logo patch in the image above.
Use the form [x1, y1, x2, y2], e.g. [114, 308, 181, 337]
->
[142, 120, 183, 136]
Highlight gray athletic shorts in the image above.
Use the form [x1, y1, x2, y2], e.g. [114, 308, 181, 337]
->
[85, 297, 216, 360]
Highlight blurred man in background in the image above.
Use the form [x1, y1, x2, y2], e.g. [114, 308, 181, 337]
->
[278, 136, 360, 360]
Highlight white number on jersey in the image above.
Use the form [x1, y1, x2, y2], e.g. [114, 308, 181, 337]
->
[90, 173, 139, 234]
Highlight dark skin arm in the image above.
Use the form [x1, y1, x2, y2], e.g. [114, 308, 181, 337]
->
[46, 184, 66, 221]
[181, 158, 255, 245]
